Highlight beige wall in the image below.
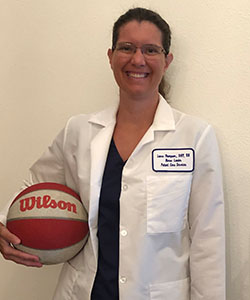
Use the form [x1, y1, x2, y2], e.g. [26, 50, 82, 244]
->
[0, 1, 249, 299]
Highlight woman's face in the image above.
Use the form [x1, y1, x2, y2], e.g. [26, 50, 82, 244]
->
[108, 20, 173, 100]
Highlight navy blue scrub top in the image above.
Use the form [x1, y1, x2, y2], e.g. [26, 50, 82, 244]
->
[91, 138, 126, 300]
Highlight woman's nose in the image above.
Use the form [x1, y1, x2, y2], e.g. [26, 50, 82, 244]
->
[130, 48, 146, 66]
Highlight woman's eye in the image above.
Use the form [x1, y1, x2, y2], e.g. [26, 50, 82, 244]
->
[123, 47, 130, 51]
[116, 43, 135, 53]
[121, 46, 133, 52]
[145, 47, 158, 55]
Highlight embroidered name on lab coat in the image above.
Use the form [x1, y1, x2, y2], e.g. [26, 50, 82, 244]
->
[152, 148, 195, 172]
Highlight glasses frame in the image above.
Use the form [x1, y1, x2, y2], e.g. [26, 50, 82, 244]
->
[113, 42, 167, 57]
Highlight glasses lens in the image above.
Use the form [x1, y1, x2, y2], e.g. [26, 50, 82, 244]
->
[143, 45, 162, 56]
[116, 43, 134, 54]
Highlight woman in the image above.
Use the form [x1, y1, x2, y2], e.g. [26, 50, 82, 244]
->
[0, 7, 225, 300]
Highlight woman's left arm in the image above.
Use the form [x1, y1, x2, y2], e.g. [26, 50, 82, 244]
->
[189, 125, 225, 300]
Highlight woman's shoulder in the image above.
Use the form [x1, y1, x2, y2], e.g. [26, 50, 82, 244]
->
[171, 106, 211, 131]
[63, 105, 118, 133]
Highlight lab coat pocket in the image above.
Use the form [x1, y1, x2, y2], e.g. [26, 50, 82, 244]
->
[147, 175, 192, 233]
[150, 277, 190, 300]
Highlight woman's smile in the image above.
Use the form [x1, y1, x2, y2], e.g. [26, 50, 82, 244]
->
[125, 71, 150, 79]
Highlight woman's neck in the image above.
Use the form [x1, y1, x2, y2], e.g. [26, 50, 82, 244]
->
[117, 91, 160, 126]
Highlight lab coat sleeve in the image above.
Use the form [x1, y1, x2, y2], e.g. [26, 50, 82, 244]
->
[0, 127, 66, 225]
[29, 128, 66, 184]
[188, 125, 225, 300]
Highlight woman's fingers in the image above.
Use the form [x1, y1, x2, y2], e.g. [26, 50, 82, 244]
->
[0, 223, 43, 267]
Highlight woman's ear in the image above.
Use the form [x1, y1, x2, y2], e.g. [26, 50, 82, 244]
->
[107, 48, 113, 68]
[164, 53, 173, 71]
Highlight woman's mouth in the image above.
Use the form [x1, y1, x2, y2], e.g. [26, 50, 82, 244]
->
[125, 71, 149, 78]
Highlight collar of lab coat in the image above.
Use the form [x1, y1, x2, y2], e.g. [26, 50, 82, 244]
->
[152, 95, 176, 131]
[88, 95, 176, 132]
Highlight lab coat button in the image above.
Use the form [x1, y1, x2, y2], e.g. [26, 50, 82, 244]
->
[120, 276, 127, 284]
[123, 184, 128, 191]
[121, 229, 127, 237]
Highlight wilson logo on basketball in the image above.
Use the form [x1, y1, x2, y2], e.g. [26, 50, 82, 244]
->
[19, 195, 77, 213]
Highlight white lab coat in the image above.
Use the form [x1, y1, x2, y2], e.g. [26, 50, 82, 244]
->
[0, 96, 225, 300]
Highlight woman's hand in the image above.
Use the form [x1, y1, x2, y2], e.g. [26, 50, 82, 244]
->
[0, 222, 43, 267]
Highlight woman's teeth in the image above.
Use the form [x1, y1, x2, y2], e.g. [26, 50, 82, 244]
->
[126, 72, 148, 78]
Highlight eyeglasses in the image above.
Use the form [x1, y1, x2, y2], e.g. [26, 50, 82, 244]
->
[113, 42, 166, 57]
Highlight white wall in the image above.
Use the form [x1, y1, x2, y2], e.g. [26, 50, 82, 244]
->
[0, 1, 249, 299]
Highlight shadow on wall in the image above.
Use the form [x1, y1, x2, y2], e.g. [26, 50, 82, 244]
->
[231, 257, 250, 300]
[226, 209, 250, 300]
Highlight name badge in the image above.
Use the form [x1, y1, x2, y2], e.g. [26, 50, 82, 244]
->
[152, 148, 195, 172]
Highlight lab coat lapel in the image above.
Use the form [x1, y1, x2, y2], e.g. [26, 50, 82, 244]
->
[130, 96, 176, 157]
[88, 107, 117, 260]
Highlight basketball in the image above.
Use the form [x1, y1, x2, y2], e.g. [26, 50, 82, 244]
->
[6, 182, 89, 265]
